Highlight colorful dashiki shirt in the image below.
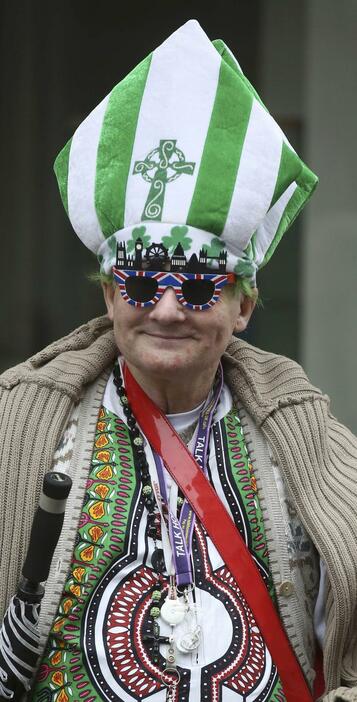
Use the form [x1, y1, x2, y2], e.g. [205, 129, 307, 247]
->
[31, 374, 286, 702]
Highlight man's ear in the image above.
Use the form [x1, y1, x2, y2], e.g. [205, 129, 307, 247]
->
[234, 292, 257, 334]
[102, 282, 115, 321]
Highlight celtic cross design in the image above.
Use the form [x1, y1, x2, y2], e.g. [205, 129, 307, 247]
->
[133, 139, 195, 221]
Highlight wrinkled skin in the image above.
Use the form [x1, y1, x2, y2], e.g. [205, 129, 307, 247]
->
[102, 283, 255, 413]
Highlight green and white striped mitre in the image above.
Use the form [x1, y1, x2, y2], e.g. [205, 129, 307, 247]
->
[54, 19, 318, 281]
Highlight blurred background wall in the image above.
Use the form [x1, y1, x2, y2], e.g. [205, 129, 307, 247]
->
[1, 0, 356, 431]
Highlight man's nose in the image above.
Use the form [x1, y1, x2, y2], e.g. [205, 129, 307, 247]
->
[148, 287, 186, 322]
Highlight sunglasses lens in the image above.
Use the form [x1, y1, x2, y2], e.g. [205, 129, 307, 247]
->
[125, 276, 158, 303]
[181, 279, 215, 305]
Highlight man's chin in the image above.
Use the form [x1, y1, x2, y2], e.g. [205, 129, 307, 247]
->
[131, 349, 198, 378]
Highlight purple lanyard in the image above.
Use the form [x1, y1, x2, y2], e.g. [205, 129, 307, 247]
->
[153, 364, 223, 586]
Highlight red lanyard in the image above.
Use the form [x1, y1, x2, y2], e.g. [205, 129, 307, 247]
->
[124, 364, 314, 702]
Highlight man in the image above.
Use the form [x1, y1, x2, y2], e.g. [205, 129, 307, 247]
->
[0, 19, 356, 702]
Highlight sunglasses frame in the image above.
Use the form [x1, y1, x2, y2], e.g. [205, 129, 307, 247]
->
[112, 268, 236, 310]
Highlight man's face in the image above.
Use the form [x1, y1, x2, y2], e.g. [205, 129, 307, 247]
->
[103, 282, 255, 382]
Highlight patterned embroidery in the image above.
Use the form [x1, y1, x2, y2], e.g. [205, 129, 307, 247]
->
[32, 406, 285, 702]
[217, 410, 275, 598]
[133, 140, 195, 221]
[194, 525, 284, 702]
[32, 408, 138, 702]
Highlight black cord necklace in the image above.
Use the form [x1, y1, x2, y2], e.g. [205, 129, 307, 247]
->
[113, 362, 173, 663]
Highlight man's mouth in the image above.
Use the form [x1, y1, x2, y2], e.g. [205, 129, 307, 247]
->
[144, 332, 192, 340]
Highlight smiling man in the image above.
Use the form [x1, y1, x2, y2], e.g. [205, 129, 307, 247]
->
[1, 19, 357, 702]
[102, 265, 254, 414]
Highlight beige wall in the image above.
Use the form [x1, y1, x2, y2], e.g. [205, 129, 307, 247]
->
[253, 1, 306, 362]
[303, 0, 357, 433]
[260, 0, 357, 433]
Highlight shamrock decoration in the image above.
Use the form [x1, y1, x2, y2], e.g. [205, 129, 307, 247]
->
[234, 238, 256, 277]
[162, 225, 192, 254]
[108, 236, 118, 256]
[234, 259, 255, 278]
[127, 226, 151, 253]
[202, 237, 226, 267]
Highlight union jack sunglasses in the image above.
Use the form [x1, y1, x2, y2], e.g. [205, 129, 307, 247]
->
[112, 268, 236, 311]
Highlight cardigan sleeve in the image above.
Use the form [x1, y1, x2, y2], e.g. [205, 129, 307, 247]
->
[323, 687, 357, 701]
[322, 415, 357, 700]
[258, 395, 357, 698]
[0, 317, 117, 620]
[0, 381, 73, 620]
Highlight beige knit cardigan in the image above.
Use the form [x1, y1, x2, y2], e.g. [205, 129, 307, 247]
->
[0, 316, 356, 702]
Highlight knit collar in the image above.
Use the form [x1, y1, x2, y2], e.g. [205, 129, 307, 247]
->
[0, 316, 325, 426]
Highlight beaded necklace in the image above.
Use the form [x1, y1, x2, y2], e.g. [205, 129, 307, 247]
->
[113, 364, 179, 669]
[113, 361, 222, 695]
